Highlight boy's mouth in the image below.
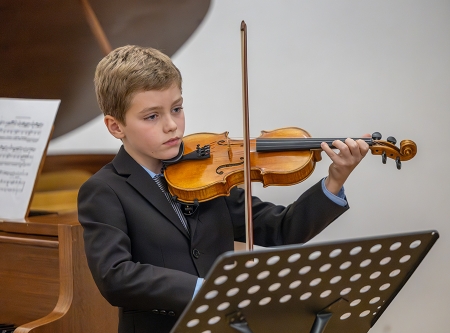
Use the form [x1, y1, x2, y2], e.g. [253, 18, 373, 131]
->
[164, 137, 180, 146]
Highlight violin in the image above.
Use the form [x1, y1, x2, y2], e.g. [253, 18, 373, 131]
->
[162, 126, 417, 204]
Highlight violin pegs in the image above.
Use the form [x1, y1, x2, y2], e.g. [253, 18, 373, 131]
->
[382, 151, 387, 164]
[387, 136, 397, 145]
[396, 157, 402, 170]
[372, 132, 382, 140]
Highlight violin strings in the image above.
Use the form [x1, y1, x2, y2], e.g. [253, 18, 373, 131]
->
[256, 138, 374, 152]
[203, 138, 380, 154]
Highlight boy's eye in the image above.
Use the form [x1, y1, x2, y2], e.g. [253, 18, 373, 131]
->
[144, 114, 157, 120]
[173, 107, 183, 113]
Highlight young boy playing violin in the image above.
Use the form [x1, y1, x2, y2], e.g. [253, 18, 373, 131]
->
[77, 45, 370, 333]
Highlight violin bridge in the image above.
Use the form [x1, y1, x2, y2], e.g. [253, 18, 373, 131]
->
[227, 139, 233, 161]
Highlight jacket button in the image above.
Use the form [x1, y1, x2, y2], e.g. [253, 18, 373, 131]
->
[152, 309, 159, 314]
[160, 310, 167, 315]
[168, 311, 176, 316]
[192, 248, 200, 259]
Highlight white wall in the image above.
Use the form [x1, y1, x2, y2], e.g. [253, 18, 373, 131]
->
[49, 1, 450, 331]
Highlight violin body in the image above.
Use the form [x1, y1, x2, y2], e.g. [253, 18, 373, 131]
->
[163, 127, 417, 203]
[164, 127, 321, 203]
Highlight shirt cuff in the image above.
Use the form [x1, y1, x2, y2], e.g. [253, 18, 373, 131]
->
[193, 278, 204, 299]
[321, 178, 347, 207]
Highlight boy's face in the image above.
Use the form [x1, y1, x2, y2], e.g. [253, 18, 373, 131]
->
[107, 84, 185, 173]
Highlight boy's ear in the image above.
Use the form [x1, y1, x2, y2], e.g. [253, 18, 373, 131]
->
[104, 115, 125, 139]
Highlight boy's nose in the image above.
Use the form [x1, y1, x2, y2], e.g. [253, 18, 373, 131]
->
[164, 116, 177, 132]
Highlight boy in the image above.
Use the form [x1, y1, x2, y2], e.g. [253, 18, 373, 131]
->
[78, 45, 369, 333]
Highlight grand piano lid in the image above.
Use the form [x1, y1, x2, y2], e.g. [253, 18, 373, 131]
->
[0, 0, 211, 139]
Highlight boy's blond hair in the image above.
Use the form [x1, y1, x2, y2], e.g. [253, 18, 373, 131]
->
[94, 45, 182, 124]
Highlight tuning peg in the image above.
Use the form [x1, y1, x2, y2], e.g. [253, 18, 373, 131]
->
[382, 151, 387, 164]
[372, 132, 382, 140]
[387, 136, 397, 145]
[396, 157, 401, 170]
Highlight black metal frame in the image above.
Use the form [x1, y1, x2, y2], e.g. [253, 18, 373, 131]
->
[170, 230, 439, 333]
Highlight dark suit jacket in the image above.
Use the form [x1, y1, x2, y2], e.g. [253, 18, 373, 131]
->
[77, 146, 348, 333]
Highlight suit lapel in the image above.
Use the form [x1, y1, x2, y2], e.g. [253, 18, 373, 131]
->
[112, 146, 190, 239]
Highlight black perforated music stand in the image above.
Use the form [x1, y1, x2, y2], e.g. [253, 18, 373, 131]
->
[170, 230, 438, 333]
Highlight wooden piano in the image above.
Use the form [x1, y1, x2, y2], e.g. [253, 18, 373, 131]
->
[0, 154, 117, 333]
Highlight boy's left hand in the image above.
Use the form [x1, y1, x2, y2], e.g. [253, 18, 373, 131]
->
[321, 135, 371, 195]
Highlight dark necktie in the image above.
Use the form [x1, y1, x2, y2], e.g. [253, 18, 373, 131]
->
[153, 174, 190, 234]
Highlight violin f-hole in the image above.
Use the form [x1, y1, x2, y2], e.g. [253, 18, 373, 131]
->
[216, 157, 244, 175]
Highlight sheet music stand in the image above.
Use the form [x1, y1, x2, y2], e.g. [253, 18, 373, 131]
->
[170, 230, 438, 333]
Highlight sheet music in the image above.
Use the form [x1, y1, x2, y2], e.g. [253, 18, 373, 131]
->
[0, 98, 60, 220]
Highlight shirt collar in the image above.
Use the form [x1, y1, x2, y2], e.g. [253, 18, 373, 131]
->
[141, 165, 161, 179]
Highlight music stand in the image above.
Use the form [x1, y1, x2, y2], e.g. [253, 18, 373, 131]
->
[170, 230, 438, 333]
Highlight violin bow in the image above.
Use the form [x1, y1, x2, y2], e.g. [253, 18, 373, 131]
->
[241, 21, 254, 251]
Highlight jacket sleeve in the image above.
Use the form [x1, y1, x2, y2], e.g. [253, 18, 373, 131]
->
[77, 177, 197, 314]
[225, 179, 349, 246]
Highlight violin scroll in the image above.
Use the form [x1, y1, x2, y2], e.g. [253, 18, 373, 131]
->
[370, 132, 417, 170]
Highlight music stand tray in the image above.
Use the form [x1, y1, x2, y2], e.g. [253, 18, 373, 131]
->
[170, 230, 439, 333]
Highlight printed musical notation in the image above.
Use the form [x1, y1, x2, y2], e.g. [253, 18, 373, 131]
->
[0, 119, 43, 195]
[0, 123, 41, 194]
[0, 121, 43, 142]
[0, 98, 60, 220]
